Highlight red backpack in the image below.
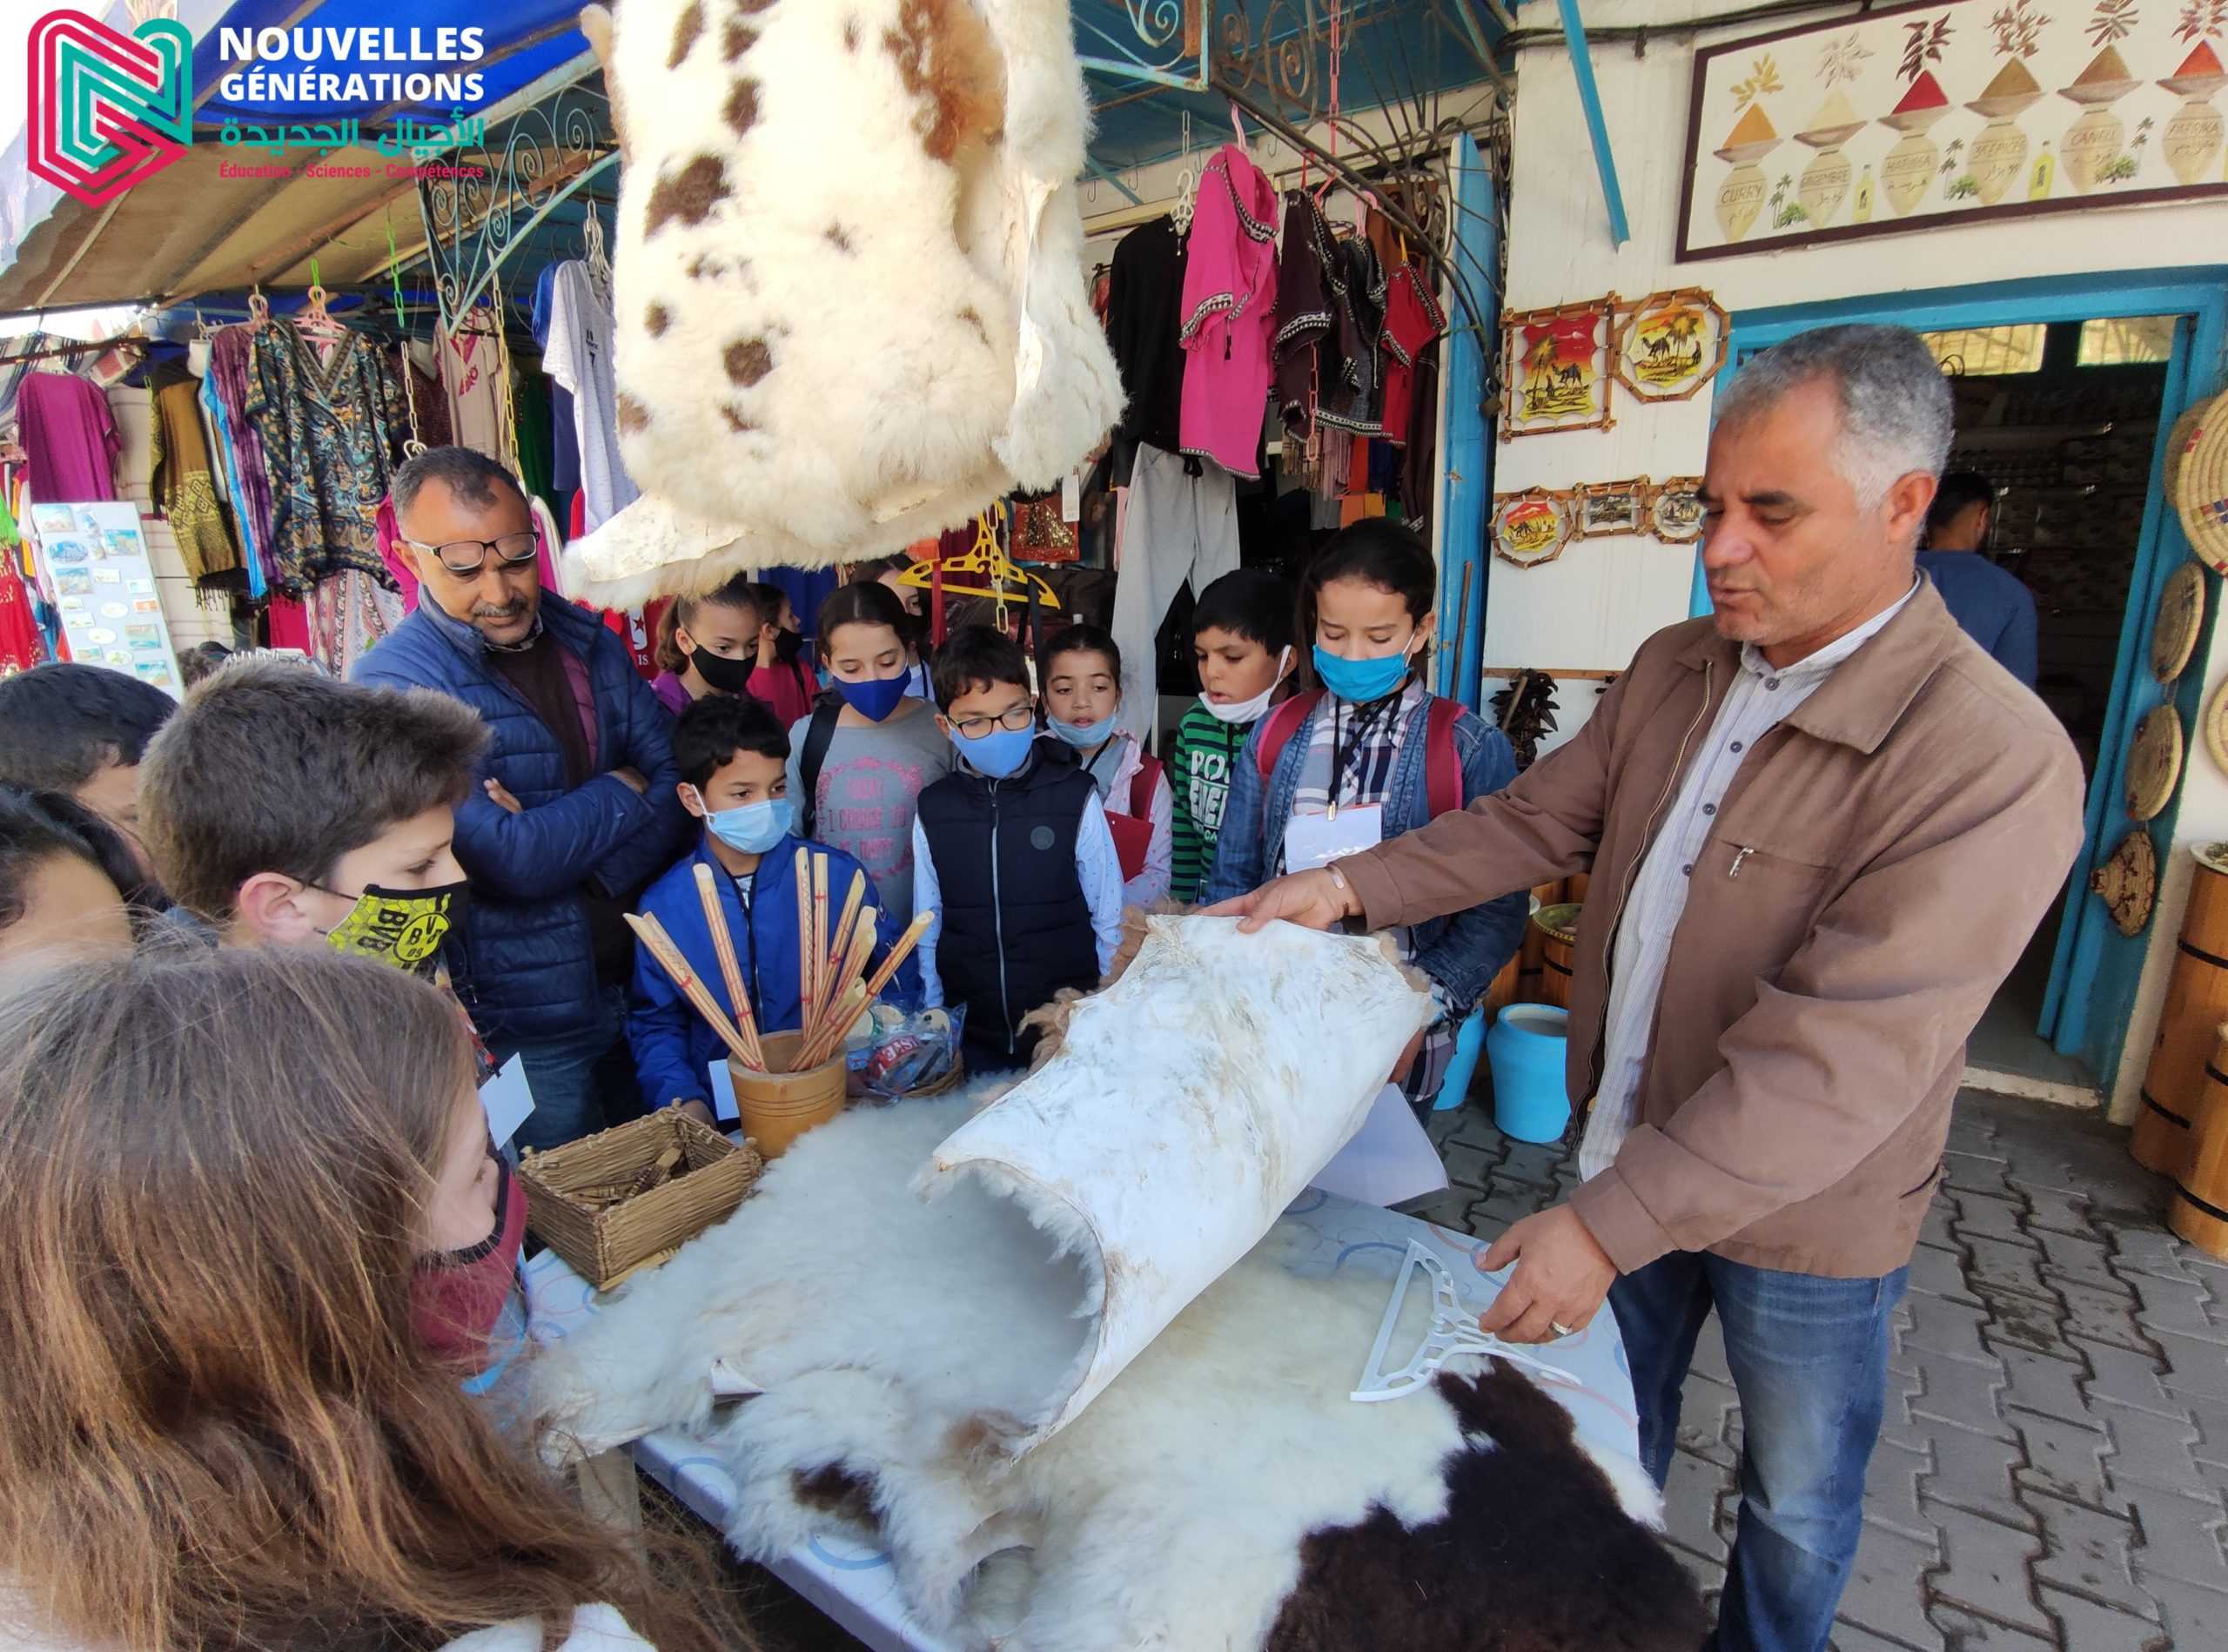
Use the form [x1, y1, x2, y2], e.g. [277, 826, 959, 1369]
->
[1104, 750, 1164, 883]
[1254, 691, 1465, 825]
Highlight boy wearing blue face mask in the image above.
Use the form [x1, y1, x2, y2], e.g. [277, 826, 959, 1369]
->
[911, 626, 1126, 1071]
[1037, 624, 1173, 909]
[628, 694, 919, 1125]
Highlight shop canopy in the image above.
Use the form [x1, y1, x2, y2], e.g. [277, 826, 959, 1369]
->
[0, 0, 1513, 319]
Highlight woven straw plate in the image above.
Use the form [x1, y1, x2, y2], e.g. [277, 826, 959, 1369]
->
[2173, 391, 2228, 575]
[2152, 561, 2207, 685]
[2127, 703, 2187, 823]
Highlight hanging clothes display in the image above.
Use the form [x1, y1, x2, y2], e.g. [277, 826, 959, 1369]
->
[1104, 215, 1189, 473]
[15, 372, 118, 501]
[541, 259, 639, 534]
[1176, 144, 1278, 480]
[245, 322, 406, 593]
[146, 363, 240, 581]
[1108, 443, 1240, 747]
[1378, 265, 1446, 450]
[1272, 192, 1386, 443]
[438, 308, 513, 465]
[0, 500, 38, 676]
[389, 340, 453, 451]
[530, 263, 582, 503]
[305, 567, 405, 679]
[204, 326, 278, 588]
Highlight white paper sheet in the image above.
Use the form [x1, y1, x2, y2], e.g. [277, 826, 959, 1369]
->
[478, 1055, 536, 1149]
[1307, 1084, 1449, 1208]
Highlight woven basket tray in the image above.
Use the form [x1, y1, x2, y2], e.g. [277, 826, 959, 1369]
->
[519, 1111, 762, 1290]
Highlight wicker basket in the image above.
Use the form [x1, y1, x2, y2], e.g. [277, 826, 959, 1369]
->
[519, 1111, 762, 1290]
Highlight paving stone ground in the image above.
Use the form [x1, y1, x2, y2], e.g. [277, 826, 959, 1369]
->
[1422, 1089, 2228, 1652]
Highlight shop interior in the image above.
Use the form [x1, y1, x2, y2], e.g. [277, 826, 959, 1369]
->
[1921, 315, 2178, 1094]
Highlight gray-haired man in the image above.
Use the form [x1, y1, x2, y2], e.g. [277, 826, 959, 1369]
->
[1214, 326, 2084, 1651]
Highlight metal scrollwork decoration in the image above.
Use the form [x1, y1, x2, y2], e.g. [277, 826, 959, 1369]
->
[414, 64, 618, 334]
[1075, 0, 1211, 93]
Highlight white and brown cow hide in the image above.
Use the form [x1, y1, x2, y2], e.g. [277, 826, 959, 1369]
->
[531, 1092, 1704, 1650]
[566, 0, 1124, 608]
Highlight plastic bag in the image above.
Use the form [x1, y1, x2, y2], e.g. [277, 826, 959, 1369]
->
[853, 1004, 966, 1098]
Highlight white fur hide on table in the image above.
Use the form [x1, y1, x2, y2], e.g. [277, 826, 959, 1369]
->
[566, 0, 1124, 608]
[530, 921, 1697, 1646]
[530, 1094, 1676, 1649]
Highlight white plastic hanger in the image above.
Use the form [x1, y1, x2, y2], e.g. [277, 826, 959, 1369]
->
[583, 204, 614, 307]
[1171, 111, 1197, 237]
[1351, 1240, 1580, 1403]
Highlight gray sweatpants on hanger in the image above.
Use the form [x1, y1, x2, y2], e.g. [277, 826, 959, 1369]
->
[1111, 442, 1241, 749]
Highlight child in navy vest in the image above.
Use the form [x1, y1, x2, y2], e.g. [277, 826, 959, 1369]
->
[910, 627, 1125, 1071]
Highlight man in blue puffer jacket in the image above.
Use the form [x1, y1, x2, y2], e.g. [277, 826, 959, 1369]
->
[354, 447, 692, 1151]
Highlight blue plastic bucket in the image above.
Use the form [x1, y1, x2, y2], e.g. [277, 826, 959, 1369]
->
[1431, 1006, 1486, 1111]
[1487, 1003, 1572, 1143]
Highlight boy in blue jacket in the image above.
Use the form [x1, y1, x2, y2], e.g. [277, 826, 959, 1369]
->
[628, 694, 919, 1125]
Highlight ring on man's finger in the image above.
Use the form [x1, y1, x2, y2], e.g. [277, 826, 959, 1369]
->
[1549, 1320, 1575, 1338]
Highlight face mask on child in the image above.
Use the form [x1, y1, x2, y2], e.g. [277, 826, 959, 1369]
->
[413, 1151, 527, 1366]
[1045, 714, 1110, 749]
[690, 789, 792, 855]
[835, 672, 909, 723]
[320, 881, 471, 976]
[953, 722, 1037, 779]
[688, 643, 755, 694]
[1312, 637, 1419, 706]
[1198, 647, 1292, 725]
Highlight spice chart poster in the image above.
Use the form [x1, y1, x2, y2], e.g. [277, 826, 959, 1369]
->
[28, 502, 182, 695]
[1677, 0, 2228, 260]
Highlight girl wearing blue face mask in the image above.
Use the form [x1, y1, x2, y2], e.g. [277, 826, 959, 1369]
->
[1037, 624, 1173, 909]
[1203, 522, 1529, 1108]
[783, 581, 955, 924]
[628, 694, 921, 1126]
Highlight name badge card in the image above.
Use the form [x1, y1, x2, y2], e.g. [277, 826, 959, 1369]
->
[1283, 803, 1383, 873]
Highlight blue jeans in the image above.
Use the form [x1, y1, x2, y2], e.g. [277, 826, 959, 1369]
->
[1611, 1251, 1909, 1652]
[488, 984, 632, 1155]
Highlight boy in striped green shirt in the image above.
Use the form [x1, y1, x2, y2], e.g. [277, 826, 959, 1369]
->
[1171, 570, 1296, 903]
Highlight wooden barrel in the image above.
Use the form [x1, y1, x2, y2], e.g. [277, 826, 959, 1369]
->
[1514, 879, 1566, 1004]
[2135, 845, 2228, 1175]
[1566, 871, 1591, 904]
[1534, 903, 1581, 1009]
[2168, 1023, 2228, 1260]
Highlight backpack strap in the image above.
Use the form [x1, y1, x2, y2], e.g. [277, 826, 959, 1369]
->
[795, 695, 845, 841]
[1254, 691, 1323, 786]
[1128, 749, 1164, 818]
[1423, 696, 1464, 820]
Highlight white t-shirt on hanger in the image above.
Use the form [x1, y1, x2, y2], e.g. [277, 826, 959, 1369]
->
[541, 260, 641, 534]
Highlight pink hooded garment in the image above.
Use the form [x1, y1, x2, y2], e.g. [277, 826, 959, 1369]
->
[1177, 144, 1279, 480]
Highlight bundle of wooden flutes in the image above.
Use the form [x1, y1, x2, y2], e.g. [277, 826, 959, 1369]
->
[625, 849, 930, 1074]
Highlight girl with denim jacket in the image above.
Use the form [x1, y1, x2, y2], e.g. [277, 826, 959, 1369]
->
[1203, 521, 1528, 1102]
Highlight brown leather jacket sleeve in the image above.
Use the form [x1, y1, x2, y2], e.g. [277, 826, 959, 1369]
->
[1567, 732, 2086, 1273]
[1338, 670, 1629, 926]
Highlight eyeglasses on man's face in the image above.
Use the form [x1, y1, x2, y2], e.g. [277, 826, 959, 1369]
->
[406, 533, 539, 576]
[950, 703, 1038, 741]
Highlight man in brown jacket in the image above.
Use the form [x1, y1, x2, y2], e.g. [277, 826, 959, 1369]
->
[1215, 325, 2084, 1652]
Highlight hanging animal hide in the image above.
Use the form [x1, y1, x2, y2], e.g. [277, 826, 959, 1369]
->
[566, 0, 1124, 608]
[532, 920, 1703, 1647]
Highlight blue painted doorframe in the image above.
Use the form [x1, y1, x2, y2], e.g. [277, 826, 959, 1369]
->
[1692, 268, 2228, 1090]
[1434, 131, 1496, 712]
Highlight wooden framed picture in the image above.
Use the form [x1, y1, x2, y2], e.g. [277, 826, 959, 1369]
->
[1577, 478, 1653, 538]
[1614, 291, 1731, 402]
[1500, 299, 1614, 440]
[1677, 0, 2228, 262]
[1492, 488, 1577, 568]
[1650, 477, 1707, 544]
